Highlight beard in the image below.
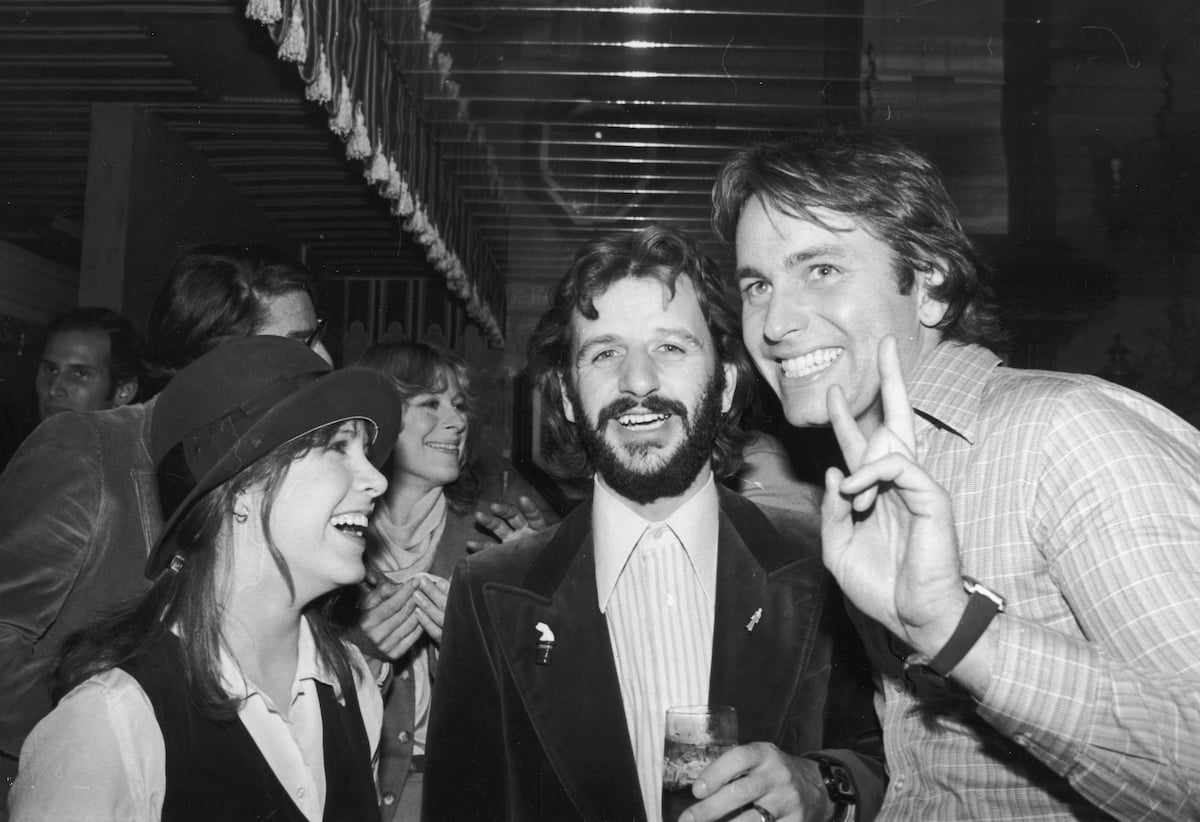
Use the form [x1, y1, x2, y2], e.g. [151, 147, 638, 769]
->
[568, 368, 725, 506]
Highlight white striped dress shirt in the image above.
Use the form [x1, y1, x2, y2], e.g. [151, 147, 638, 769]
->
[594, 473, 720, 822]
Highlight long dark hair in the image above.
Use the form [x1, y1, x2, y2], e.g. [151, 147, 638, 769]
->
[527, 225, 754, 481]
[355, 341, 480, 512]
[712, 130, 1008, 350]
[53, 423, 362, 719]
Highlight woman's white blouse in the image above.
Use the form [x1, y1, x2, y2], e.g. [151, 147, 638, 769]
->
[10, 621, 382, 822]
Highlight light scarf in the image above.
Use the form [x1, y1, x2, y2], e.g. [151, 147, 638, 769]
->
[366, 486, 448, 755]
[368, 487, 447, 583]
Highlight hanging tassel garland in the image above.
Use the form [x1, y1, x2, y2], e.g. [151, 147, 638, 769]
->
[346, 105, 371, 160]
[384, 159, 402, 199]
[277, 6, 307, 62]
[245, 0, 282, 24]
[397, 182, 414, 217]
[330, 77, 353, 136]
[427, 31, 443, 63]
[251, 0, 506, 348]
[365, 142, 389, 184]
[436, 51, 453, 80]
[305, 49, 332, 103]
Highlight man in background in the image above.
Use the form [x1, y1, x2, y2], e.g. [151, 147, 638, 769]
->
[34, 307, 142, 421]
[425, 225, 884, 822]
[0, 244, 329, 811]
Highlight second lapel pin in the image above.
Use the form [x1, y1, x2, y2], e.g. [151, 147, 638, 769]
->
[746, 607, 763, 632]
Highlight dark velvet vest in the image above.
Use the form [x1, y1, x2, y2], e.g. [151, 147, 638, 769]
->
[121, 636, 380, 822]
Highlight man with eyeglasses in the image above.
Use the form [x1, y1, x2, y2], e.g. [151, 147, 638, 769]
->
[0, 244, 330, 810]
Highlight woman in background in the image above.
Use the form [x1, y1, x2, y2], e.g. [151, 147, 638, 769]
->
[11, 336, 402, 822]
[352, 341, 480, 821]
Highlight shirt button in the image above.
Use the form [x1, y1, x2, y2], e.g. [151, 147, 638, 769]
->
[382, 792, 396, 805]
[893, 776, 906, 792]
[398, 730, 411, 744]
[399, 668, 411, 681]
[665, 593, 676, 607]
[296, 787, 306, 798]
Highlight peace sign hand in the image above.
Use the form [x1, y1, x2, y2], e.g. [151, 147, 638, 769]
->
[819, 336, 966, 649]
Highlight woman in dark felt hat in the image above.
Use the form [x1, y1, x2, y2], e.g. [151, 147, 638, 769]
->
[11, 336, 403, 822]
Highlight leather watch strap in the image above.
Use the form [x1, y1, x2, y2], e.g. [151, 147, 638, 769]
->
[924, 576, 1005, 677]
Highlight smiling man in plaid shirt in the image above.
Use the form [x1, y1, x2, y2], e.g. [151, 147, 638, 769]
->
[715, 131, 1200, 822]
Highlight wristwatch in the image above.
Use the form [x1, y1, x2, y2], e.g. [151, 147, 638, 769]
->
[904, 575, 1005, 682]
[810, 757, 856, 821]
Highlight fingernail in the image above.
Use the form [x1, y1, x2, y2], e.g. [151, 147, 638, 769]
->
[692, 778, 708, 798]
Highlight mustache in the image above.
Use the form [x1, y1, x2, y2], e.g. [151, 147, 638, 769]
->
[597, 394, 688, 426]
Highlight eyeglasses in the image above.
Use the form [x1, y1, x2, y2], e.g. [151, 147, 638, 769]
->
[304, 317, 328, 349]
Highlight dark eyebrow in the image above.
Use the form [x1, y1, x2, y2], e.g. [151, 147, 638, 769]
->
[737, 244, 848, 280]
[575, 334, 620, 362]
[784, 244, 847, 268]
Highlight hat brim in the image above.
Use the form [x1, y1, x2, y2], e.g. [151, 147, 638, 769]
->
[146, 367, 402, 578]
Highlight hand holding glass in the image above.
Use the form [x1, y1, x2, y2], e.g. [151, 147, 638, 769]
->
[662, 705, 737, 822]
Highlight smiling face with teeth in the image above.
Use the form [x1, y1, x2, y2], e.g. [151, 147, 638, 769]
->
[562, 275, 736, 513]
[391, 371, 469, 504]
[248, 420, 388, 604]
[736, 199, 948, 432]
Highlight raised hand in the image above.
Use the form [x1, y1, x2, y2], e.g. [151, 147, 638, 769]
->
[820, 336, 965, 649]
[467, 495, 553, 552]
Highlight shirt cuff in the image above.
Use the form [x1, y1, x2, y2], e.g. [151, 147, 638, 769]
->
[975, 613, 1100, 769]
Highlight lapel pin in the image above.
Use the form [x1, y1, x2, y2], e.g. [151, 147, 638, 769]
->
[535, 621, 556, 665]
[745, 607, 763, 632]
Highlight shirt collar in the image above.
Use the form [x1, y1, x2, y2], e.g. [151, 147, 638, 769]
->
[593, 471, 721, 613]
[906, 342, 1001, 446]
[216, 615, 343, 709]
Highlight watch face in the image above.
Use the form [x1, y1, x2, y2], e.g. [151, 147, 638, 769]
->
[818, 759, 857, 803]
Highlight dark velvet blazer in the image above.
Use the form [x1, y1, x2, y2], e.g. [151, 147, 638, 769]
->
[423, 486, 885, 821]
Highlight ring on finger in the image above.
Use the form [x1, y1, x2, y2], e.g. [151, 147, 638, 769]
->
[751, 804, 775, 822]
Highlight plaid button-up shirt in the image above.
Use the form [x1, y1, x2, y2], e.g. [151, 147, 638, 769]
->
[868, 342, 1200, 822]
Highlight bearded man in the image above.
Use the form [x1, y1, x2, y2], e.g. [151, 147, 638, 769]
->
[423, 226, 886, 822]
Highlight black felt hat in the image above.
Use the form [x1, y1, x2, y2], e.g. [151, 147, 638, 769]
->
[146, 335, 402, 578]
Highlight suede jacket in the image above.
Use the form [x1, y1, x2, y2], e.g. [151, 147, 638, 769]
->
[0, 401, 160, 762]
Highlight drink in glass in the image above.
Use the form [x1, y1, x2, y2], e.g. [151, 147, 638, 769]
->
[661, 705, 737, 822]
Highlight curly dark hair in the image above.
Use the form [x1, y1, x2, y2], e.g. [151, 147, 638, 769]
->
[712, 130, 1008, 350]
[526, 225, 754, 481]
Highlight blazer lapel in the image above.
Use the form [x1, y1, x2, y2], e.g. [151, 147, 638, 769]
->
[484, 508, 645, 822]
[708, 489, 827, 744]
